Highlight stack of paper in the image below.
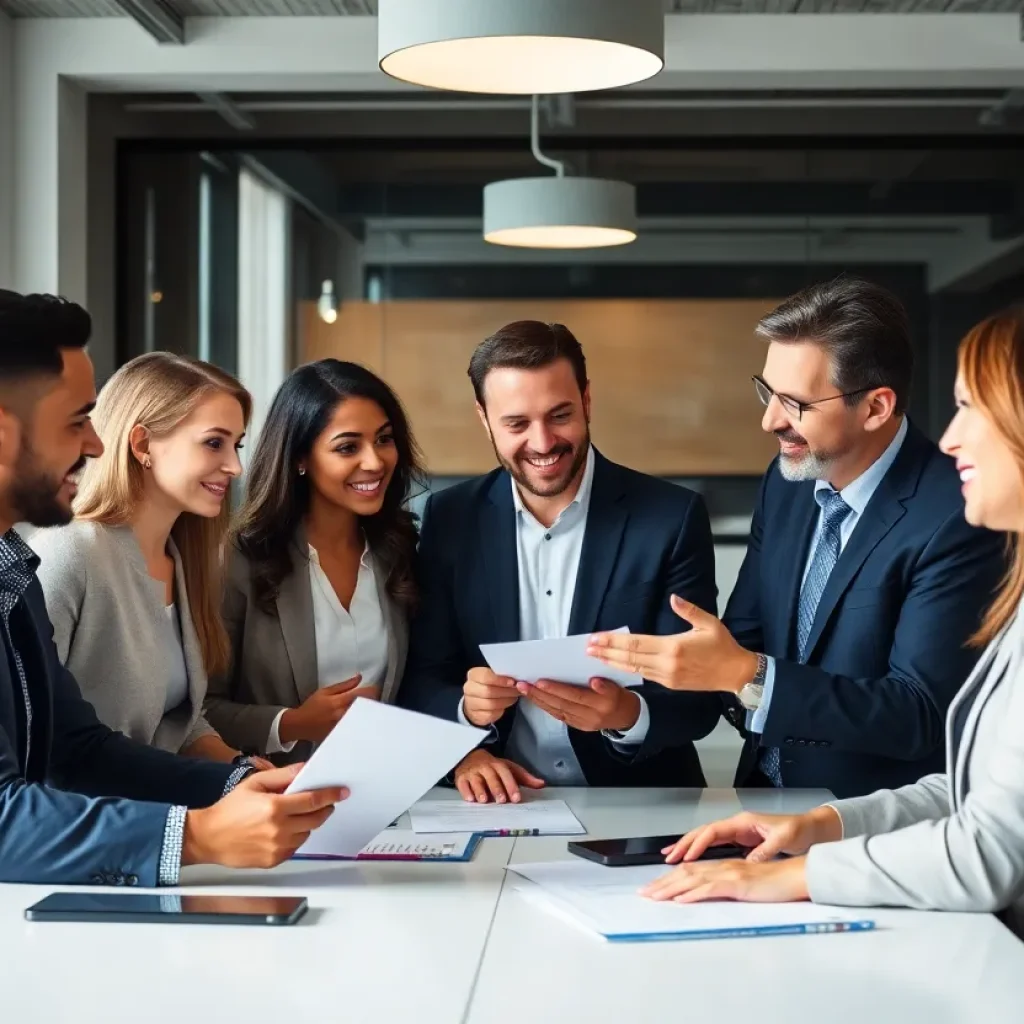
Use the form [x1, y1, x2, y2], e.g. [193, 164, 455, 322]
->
[508, 860, 875, 942]
[409, 798, 586, 836]
[285, 700, 485, 857]
[479, 628, 642, 688]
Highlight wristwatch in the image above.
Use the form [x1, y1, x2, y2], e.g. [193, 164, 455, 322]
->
[736, 653, 768, 711]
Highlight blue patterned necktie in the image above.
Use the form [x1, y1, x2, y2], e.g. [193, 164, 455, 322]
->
[761, 488, 852, 786]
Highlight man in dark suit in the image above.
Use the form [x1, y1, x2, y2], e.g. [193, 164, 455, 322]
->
[588, 278, 1005, 800]
[0, 290, 343, 885]
[400, 320, 720, 802]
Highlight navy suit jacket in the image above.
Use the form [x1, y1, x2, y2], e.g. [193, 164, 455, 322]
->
[0, 576, 236, 885]
[724, 420, 1006, 799]
[400, 451, 721, 787]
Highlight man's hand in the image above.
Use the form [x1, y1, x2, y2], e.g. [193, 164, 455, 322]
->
[279, 675, 381, 745]
[454, 749, 545, 804]
[182, 764, 348, 869]
[517, 677, 641, 733]
[462, 667, 519, 727]
[640, 855, 810, 904]
[663, 806, 843, 865]
[587, 595, 759, 694]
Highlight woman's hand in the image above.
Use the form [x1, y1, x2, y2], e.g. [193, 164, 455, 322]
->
[640, 855, 810, 904]
[663, 806, 842, 864]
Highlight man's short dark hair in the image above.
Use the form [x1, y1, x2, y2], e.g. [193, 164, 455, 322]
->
[0, 290, 91, 382]
[468, 320, 588, 406]
[756, 276, 913, 415]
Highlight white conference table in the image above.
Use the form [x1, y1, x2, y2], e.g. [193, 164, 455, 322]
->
[4, 787, 1024, 1023]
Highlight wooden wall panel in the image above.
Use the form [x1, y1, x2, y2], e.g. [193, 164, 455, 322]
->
[299, 298, 780, 476]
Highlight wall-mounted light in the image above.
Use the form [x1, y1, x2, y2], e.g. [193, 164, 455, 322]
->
[318, 279, 338, 324]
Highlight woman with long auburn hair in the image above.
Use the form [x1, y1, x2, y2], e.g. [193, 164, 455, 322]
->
[630, 307, 1024, 938]
[30, 352, 263, 764]
[205, 359, 424, 763]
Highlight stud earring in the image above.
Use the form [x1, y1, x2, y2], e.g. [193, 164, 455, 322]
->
[298, 467, 306, 476]
[142, 456, 152, 469]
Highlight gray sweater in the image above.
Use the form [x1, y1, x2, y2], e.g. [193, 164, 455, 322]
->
[29, 520, 217, 754]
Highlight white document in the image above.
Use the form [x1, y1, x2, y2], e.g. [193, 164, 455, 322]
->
[409, 797, 586, 836]
[285, 700, 485, 857]
[508, 860, 871, 941]
[479, 627, 642, 689]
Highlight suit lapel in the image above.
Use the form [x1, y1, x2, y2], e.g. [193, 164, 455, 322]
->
[277, 531, 319, 703]
[481, 475, 521, 642]
[800, 424, 927, 661]
[568, 454, 628, 635]
[949, 618, 1016, 805]
[168, 540, 207, 720]
[774, 482, 818, 658]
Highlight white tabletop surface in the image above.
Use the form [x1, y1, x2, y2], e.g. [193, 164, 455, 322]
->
[3, 787, 1023, 1023]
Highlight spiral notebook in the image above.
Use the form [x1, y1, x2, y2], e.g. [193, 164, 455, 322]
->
[295, 829, 482, 862]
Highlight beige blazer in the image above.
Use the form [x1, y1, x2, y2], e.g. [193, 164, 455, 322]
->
[205, 527, 408, 763]
[805, 603, 1024, 938]
[29, 520, 216, 754]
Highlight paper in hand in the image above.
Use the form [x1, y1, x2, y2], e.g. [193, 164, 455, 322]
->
[479, 627, 642, 689]
[284, 699, 485, 857]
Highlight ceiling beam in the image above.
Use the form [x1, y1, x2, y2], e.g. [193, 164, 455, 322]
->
[112, 0, 184, 46]
[196, 91, 255, 131]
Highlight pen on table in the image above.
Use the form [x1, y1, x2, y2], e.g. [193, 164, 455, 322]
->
[495, 828, 541, 836]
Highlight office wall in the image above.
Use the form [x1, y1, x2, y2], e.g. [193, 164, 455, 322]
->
[300, 297, 780, 477]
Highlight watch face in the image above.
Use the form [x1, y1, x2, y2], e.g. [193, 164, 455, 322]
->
[739, 683, 763, 711]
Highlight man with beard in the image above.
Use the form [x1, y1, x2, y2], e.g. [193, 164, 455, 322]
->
[587, 277, 1005, 799]
[400, 320, 720, 801]
[0, 290, 346, 884]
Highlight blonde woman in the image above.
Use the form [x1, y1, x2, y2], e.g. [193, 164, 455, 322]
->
[30, 352, 264, 764]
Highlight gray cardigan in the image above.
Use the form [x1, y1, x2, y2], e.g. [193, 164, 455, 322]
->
[806, 604, 1024, 939]
[205, 528, 408, 763]
[29, 520, 217, 754]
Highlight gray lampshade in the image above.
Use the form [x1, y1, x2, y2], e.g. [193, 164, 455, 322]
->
[378, 0, 664, 95]
[483, 177, 637, 249]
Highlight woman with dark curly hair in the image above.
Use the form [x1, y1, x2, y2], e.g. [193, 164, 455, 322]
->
[205, 359, 425, 764]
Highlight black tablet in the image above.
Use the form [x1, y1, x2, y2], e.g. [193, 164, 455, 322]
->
[25, 892, 308, 926]
[567, 835, 748, 867]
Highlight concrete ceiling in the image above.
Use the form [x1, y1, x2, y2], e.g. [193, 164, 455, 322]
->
[0, 0, 1019, 15]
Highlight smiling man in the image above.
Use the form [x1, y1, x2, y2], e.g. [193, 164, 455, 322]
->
[400, 320, 720, 801]
[588, 277, 1006, 799]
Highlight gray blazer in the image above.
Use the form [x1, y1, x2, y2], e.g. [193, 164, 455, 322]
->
[806, 604, 1024, 938]
[205, 528, 408, 763]
[29, 520, 217, 754]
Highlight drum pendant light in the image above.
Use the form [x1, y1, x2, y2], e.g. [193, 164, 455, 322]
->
[483, 97, 637, 250]
[378, 0, 665, 96]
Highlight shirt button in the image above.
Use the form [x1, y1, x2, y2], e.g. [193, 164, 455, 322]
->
[555, 760, 566, 769]
[544, 533, 551, 541]
[546, 590, 552, 596]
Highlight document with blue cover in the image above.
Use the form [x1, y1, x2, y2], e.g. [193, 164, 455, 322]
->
[508, 861, 875, 942]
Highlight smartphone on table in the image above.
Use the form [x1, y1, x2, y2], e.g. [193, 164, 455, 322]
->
[24, 892, 308, 926]
[567, 835, 748, 867]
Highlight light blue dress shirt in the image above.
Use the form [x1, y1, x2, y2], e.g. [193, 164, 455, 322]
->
[749, 416, 908, 734]
[458, 445, 650, 782]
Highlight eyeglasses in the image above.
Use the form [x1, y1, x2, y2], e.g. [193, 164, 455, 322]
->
[752, 375, 874, 421]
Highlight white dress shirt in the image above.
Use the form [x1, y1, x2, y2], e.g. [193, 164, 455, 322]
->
[162, 603, 189, 715]
[750, 416, 909, 733]
[267, 543, 390, 754]
[459, 446, 650, 782]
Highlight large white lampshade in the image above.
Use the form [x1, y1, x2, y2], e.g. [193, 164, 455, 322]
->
[378, 0, 665, 95]
[483, 177, 637, 249]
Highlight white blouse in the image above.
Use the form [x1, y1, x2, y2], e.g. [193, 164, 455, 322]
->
[267, 543, 390, 753]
